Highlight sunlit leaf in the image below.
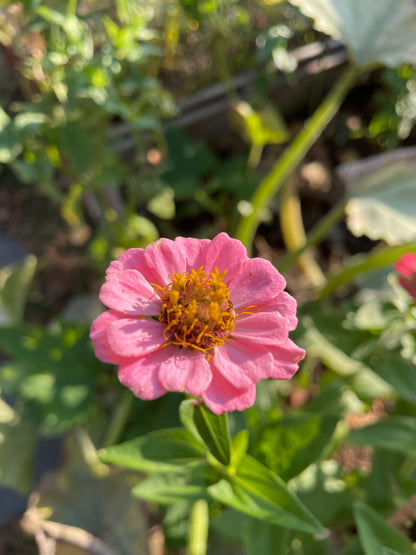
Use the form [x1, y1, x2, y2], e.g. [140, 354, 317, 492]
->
[354, 500, 416, 555]
[132, 463, 211, 504]
[340, 147, 416, 245]
[191, 402, 231, 466]
[0, 107, 21, 163]
[0, 255, 36, 326]
[231, 100, 290, 148]
[98, 428, 206, 473]
[348, 415, 416, 456]
[289, 0, 416, 68]
[208, 455, 324, 533]
[38, 431, 148, 555]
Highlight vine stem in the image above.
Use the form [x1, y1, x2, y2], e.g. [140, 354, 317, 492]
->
[235, 66, 359, 254]
[187, 499, 209, 555]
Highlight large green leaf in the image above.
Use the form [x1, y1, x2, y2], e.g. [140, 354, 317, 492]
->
[365, 349, 416, 404]
[98, 428, 206, 473]
[0, 399, 37, 493]
[208, 455, 324, 534]
[289, 0, 416, 68]
[348, 415, 416, 456]
[131, 463, 211, 504]
[354, 500, 416, 555]
[38, 431, 147, 555]
[0, 322, 100, 432]
[290, 461, 353, 528]
[254, 412, 339, 480]
[340, 148, 416, 245]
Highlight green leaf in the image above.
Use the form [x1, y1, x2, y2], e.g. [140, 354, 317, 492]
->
[231, 100, 290, 148]
[243, 519, 291, 555]
[0, 322, 100, 432]
[289, 0, 416, 69]
[208, 455, 324, 534]
[341, 148, 416, 245]
[348, 415, 416, 456]
[0, 401, 37, 493]
[0, 107, 21, 163]
[98, 428, 206, 473]
[0, 255, 36, 326]
[366, 349, 416, 404]
[255, 412, 339, 480]
[319, 241, 416, 299]
[38, 431, 148, 555]
[132, 463, 211, 505]
[147, 187, 175, 220]
[192, 401, 231, 466]
[290, 461, 352, 528]
[57, 120, 95, 175]
[354, 500, 416, 555]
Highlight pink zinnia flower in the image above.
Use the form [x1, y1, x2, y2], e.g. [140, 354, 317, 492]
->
[90, 233, 305, 414]
[395, 253, 416, 300]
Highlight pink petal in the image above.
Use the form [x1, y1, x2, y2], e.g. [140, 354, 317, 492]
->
[142, 238, 186, 285]
[210, 340, 272, 388]
[267, 339, 306, 380]
[157, 345, 212, 395]
[118, 349, 168, 400]
[99, 269, 160, 316]
[106, 248, 144, 276]
[229, 258, 286, 311]
[233, 311, 290, 345]
[203, 232, 248, 282]
[260, 291, 298, 330]
[90, 310, 127, 364]
[202, 370, 256, 414]
[107, 317, 165, 357]
[395, 253, 416, 278]
[174, 236, 210, 271]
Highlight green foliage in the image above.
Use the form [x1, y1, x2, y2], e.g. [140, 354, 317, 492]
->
[0, 322, 101, 433]
[3, 1, 416, 553]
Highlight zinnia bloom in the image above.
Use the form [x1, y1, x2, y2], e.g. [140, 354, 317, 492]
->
[395, 253, 416, 300]
[90, 233, 305, 414]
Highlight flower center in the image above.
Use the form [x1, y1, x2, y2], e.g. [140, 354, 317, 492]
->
[157, 266, 235, 353]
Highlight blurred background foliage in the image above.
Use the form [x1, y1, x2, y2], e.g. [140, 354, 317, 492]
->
[1, 1, 416, 554]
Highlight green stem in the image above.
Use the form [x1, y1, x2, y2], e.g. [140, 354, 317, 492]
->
[101, 389, 134, 448]
[247, 144, 263, 170]
[278, 199, 347, 272]
[318, 241, 416, 299]
[235, 66, 359, 254]
[188, 499, 209, 555]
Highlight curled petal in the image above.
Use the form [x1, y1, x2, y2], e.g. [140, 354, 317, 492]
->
[99, 269, 160, 316]
[267, 339, 306, 380]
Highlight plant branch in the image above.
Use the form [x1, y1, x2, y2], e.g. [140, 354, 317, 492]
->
[236, 65, 359, 254]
